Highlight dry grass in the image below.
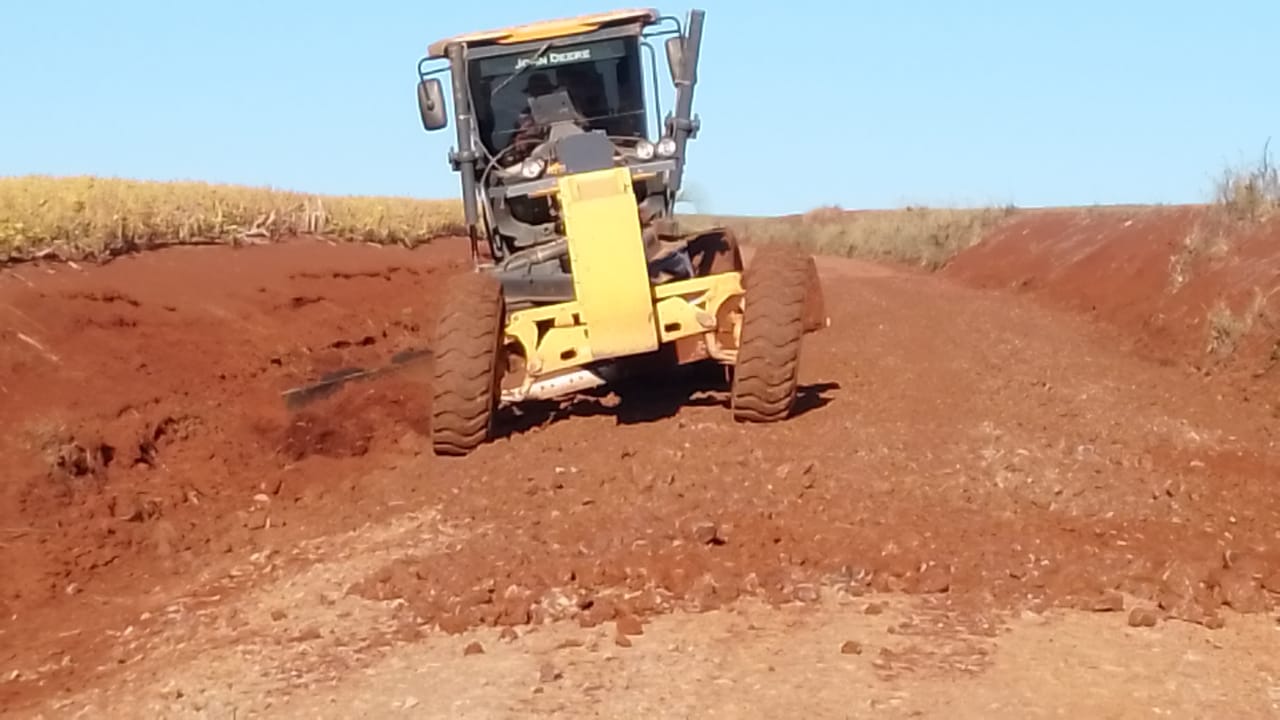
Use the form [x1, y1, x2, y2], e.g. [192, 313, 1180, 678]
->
[1212, 139, 1280, 224]
[682, 204, 1018, 269]
[1205, 287, 1280, 359]
[1168, 226, 1231, 292]
[1206, 301, 1253, 358]
[1171, 142, 1280, 292]
[0, 175, 464, 263]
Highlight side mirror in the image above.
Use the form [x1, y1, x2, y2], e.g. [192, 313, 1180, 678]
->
[665, 37, 686, 83]
[418, 78, 448, 131]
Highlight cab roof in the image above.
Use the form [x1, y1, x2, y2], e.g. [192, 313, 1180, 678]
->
[427, 8, 660, 59]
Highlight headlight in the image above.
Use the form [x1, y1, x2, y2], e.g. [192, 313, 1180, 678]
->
[635, 140, 656, 160]
[520, 157, 546, 179]
[656, 137, 678, 158]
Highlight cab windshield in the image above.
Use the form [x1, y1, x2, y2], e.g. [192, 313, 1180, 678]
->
[469, 37, 648, 157]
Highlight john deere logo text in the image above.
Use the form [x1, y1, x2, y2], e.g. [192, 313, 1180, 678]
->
[516, 49, 591, 69]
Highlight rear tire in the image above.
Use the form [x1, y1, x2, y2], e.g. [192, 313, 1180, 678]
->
[730, 247, 812, 423]
[801, 255, 826, 332]
[430, 271, 505, 456]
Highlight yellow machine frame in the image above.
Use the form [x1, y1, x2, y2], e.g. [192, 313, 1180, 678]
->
[501, 166, 742, 397]
[427, 9, 660, 58]
[422, 7, 828, 460]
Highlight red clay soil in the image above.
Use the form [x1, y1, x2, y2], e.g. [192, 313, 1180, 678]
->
[3, 215, 1280, 711]
[0, 238, 467, 686]
[944, 205, 1280, 383]
[348, 248, 1280, 636]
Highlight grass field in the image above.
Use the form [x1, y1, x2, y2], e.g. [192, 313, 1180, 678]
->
[0, 175, 464, 262]
[680, 205, 1019, 270]
[1, 175, 1021, 269]
[4, 146, 1273, 268]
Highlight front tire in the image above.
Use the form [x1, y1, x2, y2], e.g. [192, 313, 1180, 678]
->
[430, 271, 504, 456]
[730, 247, 812, 423]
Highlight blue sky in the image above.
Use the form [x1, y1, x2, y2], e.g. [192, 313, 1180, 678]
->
[1, 1, 1276, 216]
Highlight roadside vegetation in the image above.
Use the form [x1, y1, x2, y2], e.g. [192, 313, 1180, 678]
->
[4, 146, 1271, 280]
[1, 174, 1022, 270]
[681, 204, 1019, 270]
[1177, 141, 1280, 361]
[0, 175, 464, 263]
[1174, 140, 1280, 288]
[1212, 139, 1280, 224]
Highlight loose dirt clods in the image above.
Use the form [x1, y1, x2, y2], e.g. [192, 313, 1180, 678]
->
[539, 662, 562, 684]
[1128, 607, 1160, 628]
[615, 616, 644, 637]
[1090, 592, 1126, 613]
[840, 640, 864, 655]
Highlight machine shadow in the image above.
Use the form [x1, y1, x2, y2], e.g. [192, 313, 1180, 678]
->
[493, 362, 840, 441]
[792, 381, 840, 416]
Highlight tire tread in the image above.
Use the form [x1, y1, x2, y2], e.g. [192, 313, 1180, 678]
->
[430, 271, 504, 455]
[731, 246, 813, 423]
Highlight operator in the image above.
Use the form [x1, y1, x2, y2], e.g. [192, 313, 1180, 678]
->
[507, 72, 589, 163]
[507, 73, 560, 162]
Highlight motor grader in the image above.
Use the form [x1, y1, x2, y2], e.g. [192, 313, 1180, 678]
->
[416, 7, 826, 456]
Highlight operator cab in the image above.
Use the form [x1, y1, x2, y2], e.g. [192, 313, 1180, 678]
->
[469, 38, 649, 169]
[417, 8, 703, 301]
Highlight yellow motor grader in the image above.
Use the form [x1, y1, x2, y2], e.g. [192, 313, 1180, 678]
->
[416, 7, 826, 455]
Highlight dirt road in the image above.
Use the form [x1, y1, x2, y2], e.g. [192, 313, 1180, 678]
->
[2, 210, 1279, 717]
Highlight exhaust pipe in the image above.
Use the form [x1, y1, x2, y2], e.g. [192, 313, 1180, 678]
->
[501, 366, 610, 403]
[668, 9, 705, 193]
